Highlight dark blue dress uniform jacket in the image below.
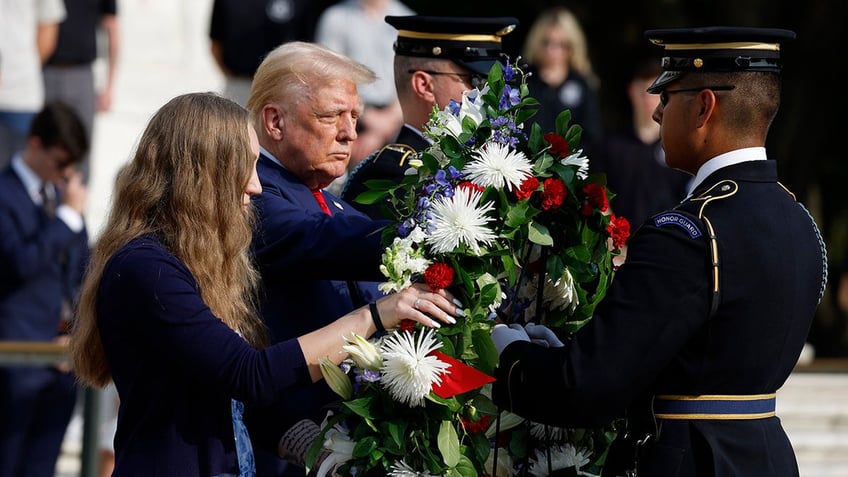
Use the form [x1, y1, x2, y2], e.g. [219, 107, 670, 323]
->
[342, 124, 430, 219]
[249, 153, 388, 433]
[0, 166, 89, 477]
[97, 236, 311, 476]
[493, 160, 827, 476]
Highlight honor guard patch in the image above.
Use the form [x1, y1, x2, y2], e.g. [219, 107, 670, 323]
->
[654, 212, 702, 238]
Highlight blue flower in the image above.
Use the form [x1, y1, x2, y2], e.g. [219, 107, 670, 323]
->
[504, 63, 515, 82]
[499, 85, 521, 109]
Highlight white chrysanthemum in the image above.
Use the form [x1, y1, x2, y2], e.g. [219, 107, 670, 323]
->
[428, 186, 496, 255]
[528, 444, 593, 477]
[388, 459, 438, 477]
[560, 149, 590, 180]
[518, 266, 579, 322]
[380, 329, 449, 407]
[529, 421, 569, 441]
[315, 423, 355, 477]
[484, 448, 516, 477]
[463, 142, 533, 191]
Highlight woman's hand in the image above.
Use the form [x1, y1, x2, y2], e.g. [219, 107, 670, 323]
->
[374, 283, 464, 330]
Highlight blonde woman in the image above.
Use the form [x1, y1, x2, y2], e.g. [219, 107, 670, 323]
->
[70, 92, 458, 476]
[522, 6, 602, 149]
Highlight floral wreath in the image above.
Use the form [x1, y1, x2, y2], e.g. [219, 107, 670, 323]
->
[308, 59, 630, 477]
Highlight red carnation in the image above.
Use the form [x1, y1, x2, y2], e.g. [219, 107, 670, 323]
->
[398, 319, 416, 332]
[515, 176, 539, 201]
[544, 132, 570, 158]
[541, 178, 566, 210]
[424, 262, 454, 291]
[582, 183, 609, 213]
[461, 415, 492, 434]
[458, 181, 485, 194]
[607, 214, 631, 249]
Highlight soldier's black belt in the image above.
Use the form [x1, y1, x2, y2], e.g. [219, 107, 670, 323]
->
[654, 393, 776, 420]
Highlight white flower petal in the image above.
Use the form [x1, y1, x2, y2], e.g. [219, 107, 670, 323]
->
[560, 149, 590, 180]
[380, 329, 449, 407]
[428, 186, 496, 255]
[463, 142, 533, 191]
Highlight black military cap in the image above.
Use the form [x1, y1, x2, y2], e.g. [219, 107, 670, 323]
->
[644, 26, 796, 93]
[385, 15, 519, 76]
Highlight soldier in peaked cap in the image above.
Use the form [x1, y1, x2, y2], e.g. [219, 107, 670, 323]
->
[491, 27, 827, 477]
[341, 15, 518, 219]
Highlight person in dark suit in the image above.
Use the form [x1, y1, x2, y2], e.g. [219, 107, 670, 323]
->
[245, 41, 399, 476]
[341, 15, 519, 220]
[591, 56, 691, 234]
[0, 100, 90, 477]
[69, 92, 459, 476]
[490, 27, 827, 477]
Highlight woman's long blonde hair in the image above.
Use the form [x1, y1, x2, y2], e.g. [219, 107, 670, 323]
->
[522, 6, 598, 88]
[71, 92, 267, 387]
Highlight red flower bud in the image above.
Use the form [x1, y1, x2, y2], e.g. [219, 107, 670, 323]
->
[515, 176, 540, 201]
[582, 183, 609, 212]
[424, 262, 455, 291]
[543, 133, 570, 158]
[541, 178, 566, 210]
[607, 214, 631, 249]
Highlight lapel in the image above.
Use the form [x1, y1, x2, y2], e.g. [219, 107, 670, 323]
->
[258, 152, 347, 215]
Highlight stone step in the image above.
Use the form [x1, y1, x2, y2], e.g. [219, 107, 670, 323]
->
[777, 369, 848, 477]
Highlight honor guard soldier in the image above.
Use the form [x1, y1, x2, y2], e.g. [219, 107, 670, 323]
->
[490, 27, 828, 477]
[341, 15, 518, 219]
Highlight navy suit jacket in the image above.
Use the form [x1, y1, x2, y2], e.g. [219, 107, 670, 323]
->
[250, 154, 389, 425]
[0, 166, 89, 341]
[97, 236, 312, 476]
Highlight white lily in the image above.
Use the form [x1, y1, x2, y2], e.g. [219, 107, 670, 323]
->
[319, 357, 352, 400]
[315, 425, 356, 477]
[342, 333, 383, 371]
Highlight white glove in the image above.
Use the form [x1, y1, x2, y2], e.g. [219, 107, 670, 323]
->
[525, 322, 564, 348]
[491, 323, 530, 354]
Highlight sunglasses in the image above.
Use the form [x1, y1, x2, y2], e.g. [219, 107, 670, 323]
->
[409, 69, 488, 90]
[659, 85, 736, 107]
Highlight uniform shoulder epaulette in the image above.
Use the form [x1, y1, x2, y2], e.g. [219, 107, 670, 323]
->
[375, 143, 418, 167]
[688, 179, 738, 218]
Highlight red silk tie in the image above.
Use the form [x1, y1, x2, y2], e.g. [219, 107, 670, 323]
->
[312, 190, 332, 215]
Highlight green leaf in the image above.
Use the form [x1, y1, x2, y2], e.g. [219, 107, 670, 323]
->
[344, 396, 376, 419]
[354, 189, 389, 205]
[352, 436, 378, 459]
[385, 420, 408, 453]
[438, 421, 461, 467]
[528, 221, 554, 246]
[453, 455, 479, 477]
[441, 135, 463, 158]
[555, 109, 573, 136]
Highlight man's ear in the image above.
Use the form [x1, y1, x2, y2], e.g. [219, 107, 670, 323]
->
[693, 89, 718, 129]
[261, 104, 285, 141]
[410, 71, 436, 104]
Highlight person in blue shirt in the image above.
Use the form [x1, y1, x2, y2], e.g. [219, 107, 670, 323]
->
[70, 92, 460, 476]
